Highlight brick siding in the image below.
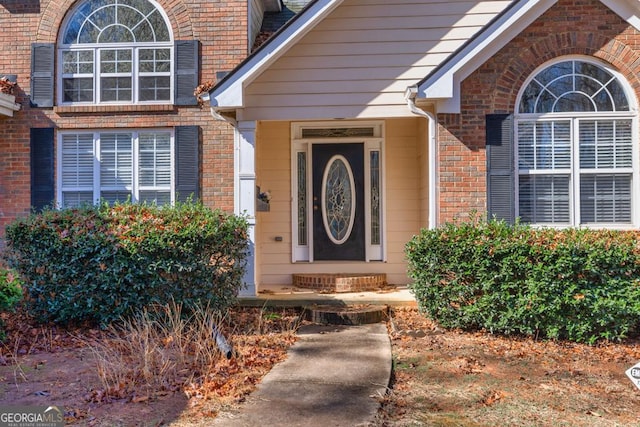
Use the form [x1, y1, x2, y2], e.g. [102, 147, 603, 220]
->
[0, 0, 250, 236]
[436, 0, 640, 225]
[292, 273, 388, 293]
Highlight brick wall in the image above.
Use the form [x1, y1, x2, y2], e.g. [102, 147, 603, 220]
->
[0, 0, 251, 236]
[436, 0, 640, 225]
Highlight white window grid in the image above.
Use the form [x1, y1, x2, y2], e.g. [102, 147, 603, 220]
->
[59, 44, 173, 105]
[57, 129, 175, 207]
[58, 0, 174, 106]
[514, 56, 639, 228]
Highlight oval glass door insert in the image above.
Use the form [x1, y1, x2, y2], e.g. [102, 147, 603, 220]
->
[321, 155, 356, 245]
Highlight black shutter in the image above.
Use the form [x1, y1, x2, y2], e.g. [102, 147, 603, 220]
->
[486, 114, 515, 224]
[175, 126, 200, 202]
[31, 128, 55, 211]
[30, 43, 54, 108]
[174, 40, 199, 106]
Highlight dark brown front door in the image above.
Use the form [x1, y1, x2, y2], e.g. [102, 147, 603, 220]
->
[312, 143, 365, 261]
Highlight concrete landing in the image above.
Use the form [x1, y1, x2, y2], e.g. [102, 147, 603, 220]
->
[238, 284, 416, 308]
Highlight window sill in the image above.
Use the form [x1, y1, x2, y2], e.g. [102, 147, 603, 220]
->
[54, 104, 176, 114]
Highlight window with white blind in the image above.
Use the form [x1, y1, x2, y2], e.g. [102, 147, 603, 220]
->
[516, 58, 637, 226]
[58, 130, 173, 207]
[58, 0, 173, 105]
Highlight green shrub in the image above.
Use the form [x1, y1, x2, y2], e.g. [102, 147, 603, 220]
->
[4, 201, 249, 327]
[0, 266, 23, 341]
[0, 267, 22, 312]
[405, 218, 640, 344]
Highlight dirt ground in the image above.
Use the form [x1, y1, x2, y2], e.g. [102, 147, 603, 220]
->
[0, 349, 190, 426]
[0, 308, 299, 426]
[3, 307, 640, 426]
[380, 307, 640, 427]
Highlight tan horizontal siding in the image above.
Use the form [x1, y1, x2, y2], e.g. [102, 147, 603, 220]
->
[248, 79, 412, 95]
[243, 0, 510, 120]
[239, 105, 416, 121]
[318, 12, 505, 31]
[299, 26, 486, 44]
[264, 52, 452, 70]
[254, 66, 431, 83]
[255, 118, 426, 287]
[331, 0, 509, 18]
[243, 93, 410, 108]
[285, 39, 470, 57]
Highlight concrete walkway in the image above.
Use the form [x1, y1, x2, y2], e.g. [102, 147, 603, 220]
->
[212, 323, 392, 426]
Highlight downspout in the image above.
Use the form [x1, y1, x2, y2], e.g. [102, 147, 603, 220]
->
[405, 86, 438, 230]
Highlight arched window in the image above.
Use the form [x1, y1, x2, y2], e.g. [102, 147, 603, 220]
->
[515, 58, 637, 226]
[59, 0, 173, 105]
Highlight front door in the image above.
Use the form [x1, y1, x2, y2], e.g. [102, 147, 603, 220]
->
[312, 143, 365, 261]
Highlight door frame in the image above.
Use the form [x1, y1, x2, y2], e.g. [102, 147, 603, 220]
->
[291, 121, 385, 263]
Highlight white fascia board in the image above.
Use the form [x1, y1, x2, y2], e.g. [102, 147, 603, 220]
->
[0, 93, 20, 117]
[436, 94, 461, 115]
[212, 80, 245, 109]
[601, 0, 640, 31]
[210, 0, 344, 110]
[417, 0, 558, 110]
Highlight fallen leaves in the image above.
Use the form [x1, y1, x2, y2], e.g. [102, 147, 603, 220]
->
[0, 77, 16, 95]
[380, 308, 640, 426]
[7, 305, 640, 426]
[184, 331, 296, 404]
[1, 306, 301, 424]
[480, 389, 507, 406]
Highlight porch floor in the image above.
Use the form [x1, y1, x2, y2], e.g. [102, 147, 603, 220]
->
[237, 282, 416, 308]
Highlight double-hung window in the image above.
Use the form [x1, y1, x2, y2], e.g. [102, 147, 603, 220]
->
[59, 130, 173, 207]
[516, 58, 637, 226]
[59, 0, 172, 105]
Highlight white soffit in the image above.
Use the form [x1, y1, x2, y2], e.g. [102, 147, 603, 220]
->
[210, 0, 343, 110]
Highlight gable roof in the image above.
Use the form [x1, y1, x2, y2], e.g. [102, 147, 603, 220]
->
[410, 0, 640, 113]
[210, 0, 640, 118]
[208, 0, 343, 113]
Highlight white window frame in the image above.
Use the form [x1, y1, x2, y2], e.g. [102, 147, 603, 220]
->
[57, 129, 175, 207]
[514, 56, 639, 228]
[57, 0, 174, 106]
[291, 121, 385, 262]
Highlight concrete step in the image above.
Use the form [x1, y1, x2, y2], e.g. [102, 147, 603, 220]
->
[305, 304, 388, 325]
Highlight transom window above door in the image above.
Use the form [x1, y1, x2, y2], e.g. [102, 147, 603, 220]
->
[59, 0, 173, 105]
[515, 58, 638, 227]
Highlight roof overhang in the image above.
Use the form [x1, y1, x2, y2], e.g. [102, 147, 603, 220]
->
[409, 0, 640, 114]
[207, 0, 343, 116]
[0, 93, 20, 118]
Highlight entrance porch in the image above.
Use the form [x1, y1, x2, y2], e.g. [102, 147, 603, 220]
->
[238, 280, 416, 308]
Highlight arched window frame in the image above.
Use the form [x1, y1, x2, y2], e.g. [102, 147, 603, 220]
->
[514, 55, 640, 228]
[57, 0, 174, 106]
